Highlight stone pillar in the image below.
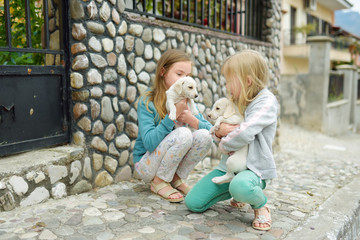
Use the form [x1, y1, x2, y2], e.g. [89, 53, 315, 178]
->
[329, 65, 356, 134]
[299, 36, 333, 131]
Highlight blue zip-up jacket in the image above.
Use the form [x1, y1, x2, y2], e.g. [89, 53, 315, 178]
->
[215, 88, 278, 180]
[133, 95, 212, 164]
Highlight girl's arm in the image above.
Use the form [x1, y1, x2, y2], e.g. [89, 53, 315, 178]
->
[138, 99, 175, 152]
[196, 112, 212, 130]
[177, 104, 213, 130]
[218, 95, 278, 153]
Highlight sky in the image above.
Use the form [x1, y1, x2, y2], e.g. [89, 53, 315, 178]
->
[347, 0, 360, 12]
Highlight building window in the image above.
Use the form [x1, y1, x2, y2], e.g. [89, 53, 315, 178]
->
[328, 73, 344, 103]
[306, 13, 319, 36]
[290, 6, 296, 44]
[321, 21, 330, 35]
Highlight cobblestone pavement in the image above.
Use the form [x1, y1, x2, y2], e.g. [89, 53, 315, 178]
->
[1, 123, 360, 240]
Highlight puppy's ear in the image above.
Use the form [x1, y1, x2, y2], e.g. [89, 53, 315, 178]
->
[174, 78, 184, 95]
[224, 103, 236, 118]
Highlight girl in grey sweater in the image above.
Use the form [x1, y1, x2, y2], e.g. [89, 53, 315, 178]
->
[185, 50, 278, 231]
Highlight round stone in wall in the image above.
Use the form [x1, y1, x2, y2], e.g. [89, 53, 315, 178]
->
[94, 171, 113, 187]
[70, 72, 84, 89]
[115, 134, 131, 149]
[72, 55, 88, 70]
[101, 96, 114, 123]
[72, 23, 86, 40]
[87, 0, 98, 19]
[91, 136, 108, 152]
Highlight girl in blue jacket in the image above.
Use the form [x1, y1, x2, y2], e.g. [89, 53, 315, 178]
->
[133, 49, 212, 203]
[185, 50, 278, 231]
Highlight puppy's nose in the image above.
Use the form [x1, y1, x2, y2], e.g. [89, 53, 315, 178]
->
[208, 114, 211, 118]
[195, 94, 198, 98]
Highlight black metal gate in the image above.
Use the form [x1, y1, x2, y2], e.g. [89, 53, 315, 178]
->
[0, 0, 70, 157]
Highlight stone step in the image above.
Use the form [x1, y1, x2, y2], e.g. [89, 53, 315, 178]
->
[0, 145, 85, 211]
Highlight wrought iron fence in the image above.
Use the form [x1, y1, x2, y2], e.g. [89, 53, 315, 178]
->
[0, 0, 65, 65]
[125, 0, 266, 40]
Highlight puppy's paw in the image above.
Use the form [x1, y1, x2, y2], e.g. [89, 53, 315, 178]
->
[209, 127, 215, 135]
[213, 123, 220, 131]
[169, 111, 176, 121]
[212, 175, 232, 184]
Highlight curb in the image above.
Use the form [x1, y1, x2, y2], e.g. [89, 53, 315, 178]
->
[284, 175, 360, 240]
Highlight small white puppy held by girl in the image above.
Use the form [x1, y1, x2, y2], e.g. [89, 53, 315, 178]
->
[185, 49, 278, 231]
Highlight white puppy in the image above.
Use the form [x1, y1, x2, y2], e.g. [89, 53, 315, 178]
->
[166, 76, 199, 121]
[208, 97, 248, 184]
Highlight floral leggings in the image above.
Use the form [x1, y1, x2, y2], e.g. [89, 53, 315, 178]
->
[135, 127, 212, 183]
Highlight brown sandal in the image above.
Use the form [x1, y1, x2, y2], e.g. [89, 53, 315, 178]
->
[151, 181, 184, 203]
[252, 206, 272, 231]
[171, 179, 191, 195]
[230, 198, 246, 208]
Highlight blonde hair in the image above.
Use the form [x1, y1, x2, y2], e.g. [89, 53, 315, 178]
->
[144, 49, 192, 119]
[221, 49, 269, 114]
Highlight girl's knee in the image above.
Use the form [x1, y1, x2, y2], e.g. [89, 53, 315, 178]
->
[229, 177, 254, 202]
[175, 127, 193, 146]
[193, 129, 212, 145]
[184, 195, 207, 213]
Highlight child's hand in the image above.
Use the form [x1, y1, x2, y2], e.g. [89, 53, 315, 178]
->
[215, 123, 240, 138]
[177, 110, 199, 129]
[175, 99, 188, 119]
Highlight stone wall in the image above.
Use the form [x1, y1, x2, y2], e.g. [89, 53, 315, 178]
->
[0, 0, 281, 211]
[69, 0, 281, 186]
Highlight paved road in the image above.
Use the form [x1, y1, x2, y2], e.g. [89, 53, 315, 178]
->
[1, 123, 360, 240]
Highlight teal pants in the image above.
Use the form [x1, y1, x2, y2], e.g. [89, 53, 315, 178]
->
[185, 169, 267, 212]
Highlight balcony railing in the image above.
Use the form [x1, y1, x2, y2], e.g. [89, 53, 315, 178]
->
[283, 28, 353, 52]
[125, 0, 267, 40]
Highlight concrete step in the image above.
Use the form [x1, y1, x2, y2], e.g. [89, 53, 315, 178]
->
[0, 145, 85, 211]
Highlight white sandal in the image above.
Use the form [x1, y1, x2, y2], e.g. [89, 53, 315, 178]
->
[171, 179, 191, 195]
[252, 206, 272, 231]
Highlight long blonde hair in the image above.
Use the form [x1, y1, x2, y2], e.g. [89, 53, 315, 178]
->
[144, 49, 192, 119]
[222, 49, 269, 114]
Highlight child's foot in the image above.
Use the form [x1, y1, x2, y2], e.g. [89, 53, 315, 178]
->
[229, 198, 246, 208]
[252, 205, 272, 231]
[150, 179, 184, 202]
[171, 179, 191, 195]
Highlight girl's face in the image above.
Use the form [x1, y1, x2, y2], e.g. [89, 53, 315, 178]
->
[163, 61, 192, 89]
[226, 75, 241, 99]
